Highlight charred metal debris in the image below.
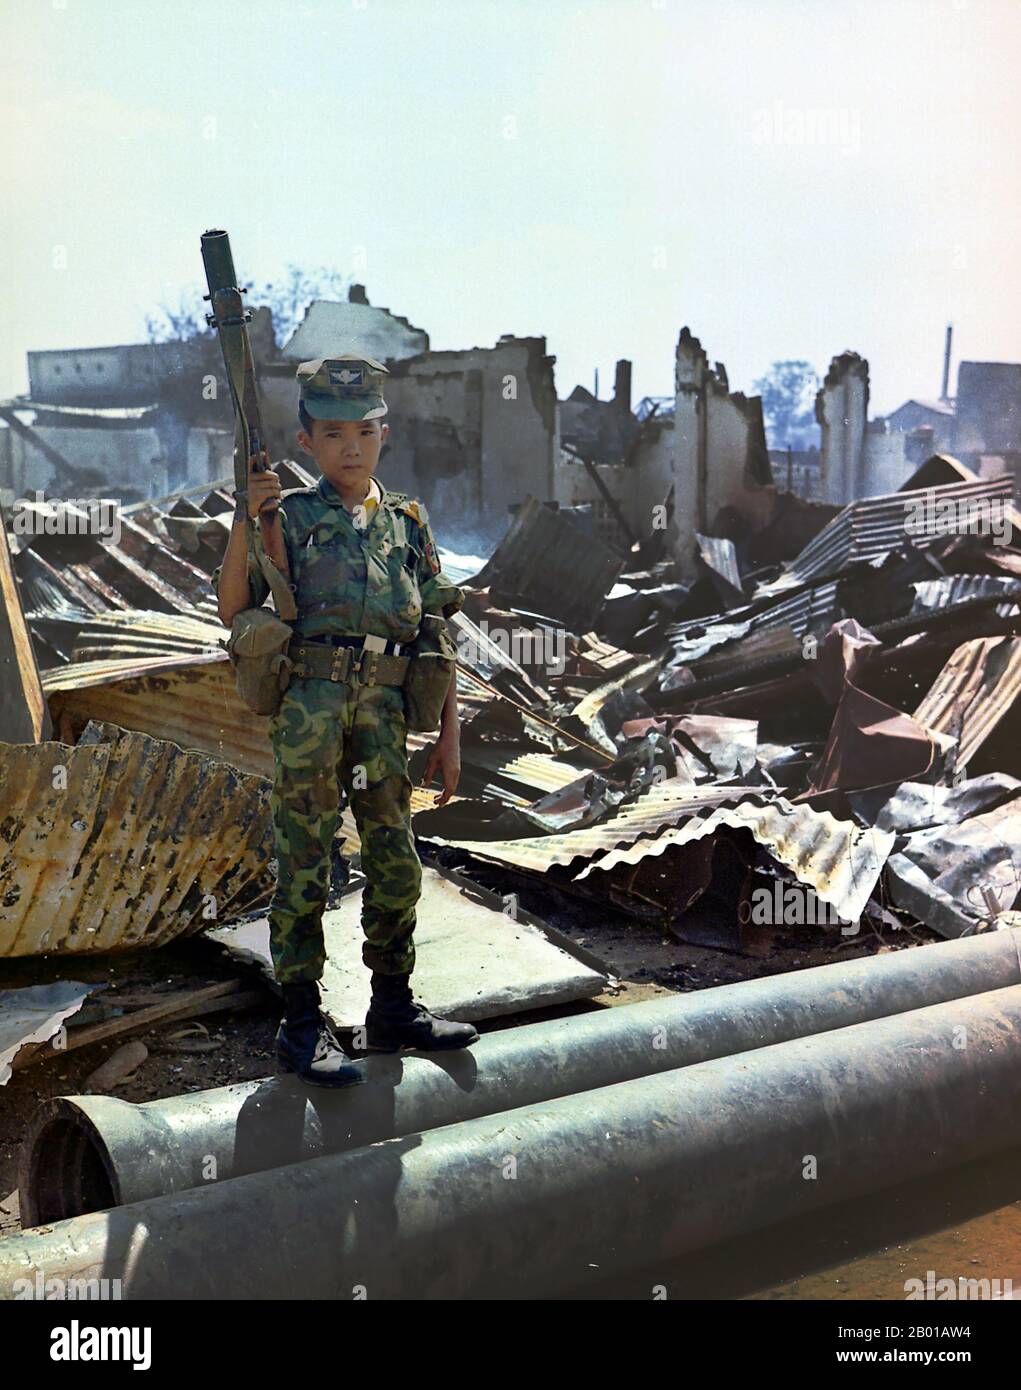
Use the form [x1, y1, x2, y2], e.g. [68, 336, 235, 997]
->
[2, 448, 1019, 957]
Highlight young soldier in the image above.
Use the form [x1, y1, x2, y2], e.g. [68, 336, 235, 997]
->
[216, 354, 479, 1086]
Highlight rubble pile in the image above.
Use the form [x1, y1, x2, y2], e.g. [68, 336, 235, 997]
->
[3, 452, 1020, 962]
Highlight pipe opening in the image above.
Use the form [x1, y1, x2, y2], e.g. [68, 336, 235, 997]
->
[24, 1109, 116, 1225]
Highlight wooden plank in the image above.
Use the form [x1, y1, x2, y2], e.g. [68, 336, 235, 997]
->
[10, 981, 263, 1072]
[0, 501, 52, 742]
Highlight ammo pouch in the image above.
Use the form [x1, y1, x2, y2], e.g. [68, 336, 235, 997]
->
[403, 612, 457, 732]
[226, 607, 294, 715]
[222, 511, 297, 716]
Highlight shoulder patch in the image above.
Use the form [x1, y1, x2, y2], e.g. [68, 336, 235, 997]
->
[394, 496, 428, 526]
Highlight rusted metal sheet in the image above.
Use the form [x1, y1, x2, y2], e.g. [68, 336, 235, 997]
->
[107, 515, 218, 610]
[913, 635, 1021, 768]
[44, 659, 274, 778]
[0, 722, 275, 957]
[570, 656, 661, 754]
[809, 619, 937, 794]
[15, 545, 112, 618]
[45, 657, 438, 782]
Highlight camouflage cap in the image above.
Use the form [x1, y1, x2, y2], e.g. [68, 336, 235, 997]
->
[296, 353, 389, 421]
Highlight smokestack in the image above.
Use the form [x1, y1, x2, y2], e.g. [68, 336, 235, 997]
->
[941, 324, 953, 401]
[593, 367, 599, 399]
[613, 359, 632, 414]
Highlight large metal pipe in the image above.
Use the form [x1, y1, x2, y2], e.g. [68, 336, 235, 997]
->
[5, 985, 1021, 1300]
[21, 928, 1021, 1223]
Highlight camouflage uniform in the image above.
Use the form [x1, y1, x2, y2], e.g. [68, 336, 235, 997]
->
[221, 355, 464, 988]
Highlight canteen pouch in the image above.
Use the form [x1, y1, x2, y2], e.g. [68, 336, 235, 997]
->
[225, 607, 294, 716]
[403, 613, 457, 732]
[218, 502, 297, 716]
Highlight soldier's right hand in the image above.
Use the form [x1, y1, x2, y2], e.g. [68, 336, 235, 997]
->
[247, 453, 282, 518]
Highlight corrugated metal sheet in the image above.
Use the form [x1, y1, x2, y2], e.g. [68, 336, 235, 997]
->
[755, 476, 1015, 599]
[45, 659, 274, 778]
[46, 658, 438, 781]
[696, 532, 744, 597]
[910, 574, 1021, 614]
[664, 582, 840, 668]
[426, 783, 772, 874]
[39, 612, 225, 678]
[0, 724, 275, 957]
[469, 495, 623, 632]
[913, 635, 1021, 767]
[575, 797, 894, 924]
[453, 748, 590, 797]
[449, 610, 554, 706]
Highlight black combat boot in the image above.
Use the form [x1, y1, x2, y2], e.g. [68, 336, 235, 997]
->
[362, 972, 480, 1053]
[276, 980, 364, 1087]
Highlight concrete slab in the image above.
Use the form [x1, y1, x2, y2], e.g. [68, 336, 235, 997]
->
[208, 865, 608, 1027]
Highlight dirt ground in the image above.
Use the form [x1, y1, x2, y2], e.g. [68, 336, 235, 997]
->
[0, 856, 919, 1237]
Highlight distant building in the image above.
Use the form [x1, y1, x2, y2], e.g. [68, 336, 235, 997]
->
[883, 398, 955, 453]
[955, 362, 1021, 457]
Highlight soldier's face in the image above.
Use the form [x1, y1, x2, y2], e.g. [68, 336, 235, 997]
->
[297, 418, 390, 494]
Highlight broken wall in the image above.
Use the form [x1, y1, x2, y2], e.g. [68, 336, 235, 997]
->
[282, 296, 429, 365]
[260, 334, 557, 553]
[816, 351, 869, 505]
[669, 328, 777, 577]
[0, 424, 167, 501]
[0, 424, 232, 507]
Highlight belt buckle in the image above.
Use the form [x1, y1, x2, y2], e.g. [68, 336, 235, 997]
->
[330, 647, 350, 682]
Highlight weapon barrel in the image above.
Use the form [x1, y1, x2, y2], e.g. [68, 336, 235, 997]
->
[198, 227, 287, 559]
[199, 228, 239, 294]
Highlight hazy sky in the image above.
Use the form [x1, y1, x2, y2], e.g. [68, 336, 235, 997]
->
[3, 0, 1019, 416]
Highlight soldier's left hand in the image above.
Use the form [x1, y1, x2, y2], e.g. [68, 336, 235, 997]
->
[422, 733, 461, 807]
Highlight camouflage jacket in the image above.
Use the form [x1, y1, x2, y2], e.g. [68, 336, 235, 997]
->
[218, 473, 465, 644]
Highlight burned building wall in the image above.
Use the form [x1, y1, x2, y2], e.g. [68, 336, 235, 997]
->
[816, 351, 869, 505]
[630, 415, 679, 556]
[0, 423, 167, 501]
[669, 328, 777, 576]
[282, 294, 429, 365]
[0, 421, 232, 508]
[259, 333, 557, 554]
[386, 336, 557, 552]
[376, 366, 484, 545]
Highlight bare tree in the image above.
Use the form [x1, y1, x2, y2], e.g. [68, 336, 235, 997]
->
[145, 264, 351, 347]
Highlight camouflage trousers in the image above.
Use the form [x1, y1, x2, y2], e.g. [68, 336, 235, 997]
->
[266, 674, 421, 984]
